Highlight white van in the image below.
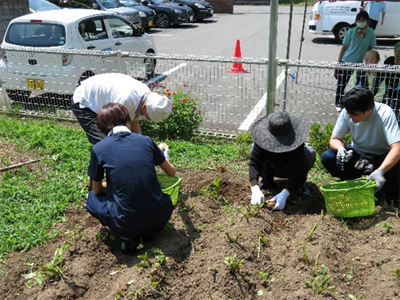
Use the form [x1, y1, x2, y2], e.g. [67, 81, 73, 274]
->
[308, 1, 400, 42]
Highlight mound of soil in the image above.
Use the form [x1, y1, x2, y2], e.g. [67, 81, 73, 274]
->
[1, 165, 399, 299]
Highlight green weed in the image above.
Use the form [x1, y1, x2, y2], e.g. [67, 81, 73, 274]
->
[224, 255, 244, 274]
[243, 203, 264, 220]
[197, 224, 207, 233]
[347, 266, 355, 282]
[152, 248, 167, 266]
[225, 231, 243, 243]
[22, 241, 71, 287]
[199, 178, 222, 199]
[348, 293, 365, 300]
[301, 242, 308, 264]
[307, 223, 317, 242]
[257, 231, 268, 259]
[259, 271, 277, 284]
[305, 264, 337, 295]
[136, 252, 152, 268]
[377, 221, 393, 233]
[394, 268, 400, 280]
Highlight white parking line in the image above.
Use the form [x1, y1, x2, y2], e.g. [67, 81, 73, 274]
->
[148, 63, 187, 84]
[238, 69, 289, 132]
[163, 63, 187, 75]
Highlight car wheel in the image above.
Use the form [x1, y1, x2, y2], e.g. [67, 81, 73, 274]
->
[144, 53, 156, 80]
[156, 12, 170, 28]
[78, 71, 95, 86]
[334, 23, 350, 43]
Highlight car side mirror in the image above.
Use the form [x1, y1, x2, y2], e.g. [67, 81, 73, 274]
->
[134, 27, 145, 36]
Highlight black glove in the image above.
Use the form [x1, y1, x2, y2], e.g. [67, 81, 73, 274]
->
[354, 154, 375, 175]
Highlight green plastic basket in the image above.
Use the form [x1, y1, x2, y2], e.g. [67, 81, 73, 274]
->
[320, 178, 376, 218]
[157, 173, 182, 206]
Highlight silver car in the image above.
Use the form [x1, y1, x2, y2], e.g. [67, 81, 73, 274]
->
[0, 9, 157, 113]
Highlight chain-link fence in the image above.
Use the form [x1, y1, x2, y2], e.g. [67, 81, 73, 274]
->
[1, 46, 399, 135]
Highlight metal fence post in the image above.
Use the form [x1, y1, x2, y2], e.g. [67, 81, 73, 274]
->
[267, 0, 278, 115]
[117, 50, 123, 73]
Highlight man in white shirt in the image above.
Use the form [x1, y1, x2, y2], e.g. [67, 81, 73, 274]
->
[72, 73, 172, 145]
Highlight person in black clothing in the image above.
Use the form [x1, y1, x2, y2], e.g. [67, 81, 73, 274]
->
[249, 112, 316, 210]
[383, 42, 400, 122]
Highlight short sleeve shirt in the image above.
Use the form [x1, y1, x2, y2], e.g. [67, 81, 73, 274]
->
[342, 27, 377, 63]
[72, 73, 150, 120]
[88, 132, 172, 236]
[333, 102, 400, 155]
[366, 2, 386, 21]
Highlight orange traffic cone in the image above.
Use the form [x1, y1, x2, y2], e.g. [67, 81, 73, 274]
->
[227, 39, 248, 74]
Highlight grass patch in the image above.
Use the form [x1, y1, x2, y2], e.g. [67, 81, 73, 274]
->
[0, 116, 90, 259]
[0, 115, 331, 260]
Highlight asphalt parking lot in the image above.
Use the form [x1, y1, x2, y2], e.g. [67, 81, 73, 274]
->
[150, 5, 398, 61]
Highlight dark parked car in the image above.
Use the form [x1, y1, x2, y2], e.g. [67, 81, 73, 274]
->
[118, 0, 156, 30]
[48, 0, 142, 28]
[169, 0, 212, 21]
[137, 0, 194, 28]
[29, 0, 61, 13]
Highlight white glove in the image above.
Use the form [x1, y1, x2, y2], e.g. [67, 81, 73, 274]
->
[269, 189, 290, 211]
[158, 143, 169, 160]
[251, 185, 265, 206]
[164, 146, 170, 161]
[367, 169, 385, 192]
[336, 147, 353, 171]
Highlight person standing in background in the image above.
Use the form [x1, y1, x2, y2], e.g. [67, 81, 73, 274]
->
[335, 11, 376, 111]
[360, 1, 386, 30]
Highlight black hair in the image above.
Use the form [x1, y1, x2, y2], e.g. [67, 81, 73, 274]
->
[341, 87, 374, 115]
[96, 103, 131, 135]
[356, 10, 370, 23]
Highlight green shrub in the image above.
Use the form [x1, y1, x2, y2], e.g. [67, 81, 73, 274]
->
[140, 84, 204, 141]
[309, 123, 351, 157]
[235, 132, 253, 160]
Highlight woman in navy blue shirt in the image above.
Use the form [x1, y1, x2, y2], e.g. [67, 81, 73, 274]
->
[86, 103, 176, 254]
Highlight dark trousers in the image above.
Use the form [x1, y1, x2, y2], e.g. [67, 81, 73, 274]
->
[321, 148, 400, 203]
[335, 69, 353, 107]
[260, 146, 316, 186]
[71, 103, 105, 146]
[369, 19, 378, 30]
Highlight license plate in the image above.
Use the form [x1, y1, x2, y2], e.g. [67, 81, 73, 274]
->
[189, 16, 194, 21]
[149, 20, 153, 27]
[210, 10, 214, 14]
[27, 79, 44, 90]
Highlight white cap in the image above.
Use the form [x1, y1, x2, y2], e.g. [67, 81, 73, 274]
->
[146, 92, 172, 123]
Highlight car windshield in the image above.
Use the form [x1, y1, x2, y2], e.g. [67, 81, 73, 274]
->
[98, 0, 120, 9]
[5, 23, 66, 47]
[119, 0, 139, 6]
[150, 0, 168, 4]
[29, 0, 61, 12]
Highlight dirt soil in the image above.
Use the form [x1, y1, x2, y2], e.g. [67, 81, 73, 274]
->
[1, 143, 400, 300]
